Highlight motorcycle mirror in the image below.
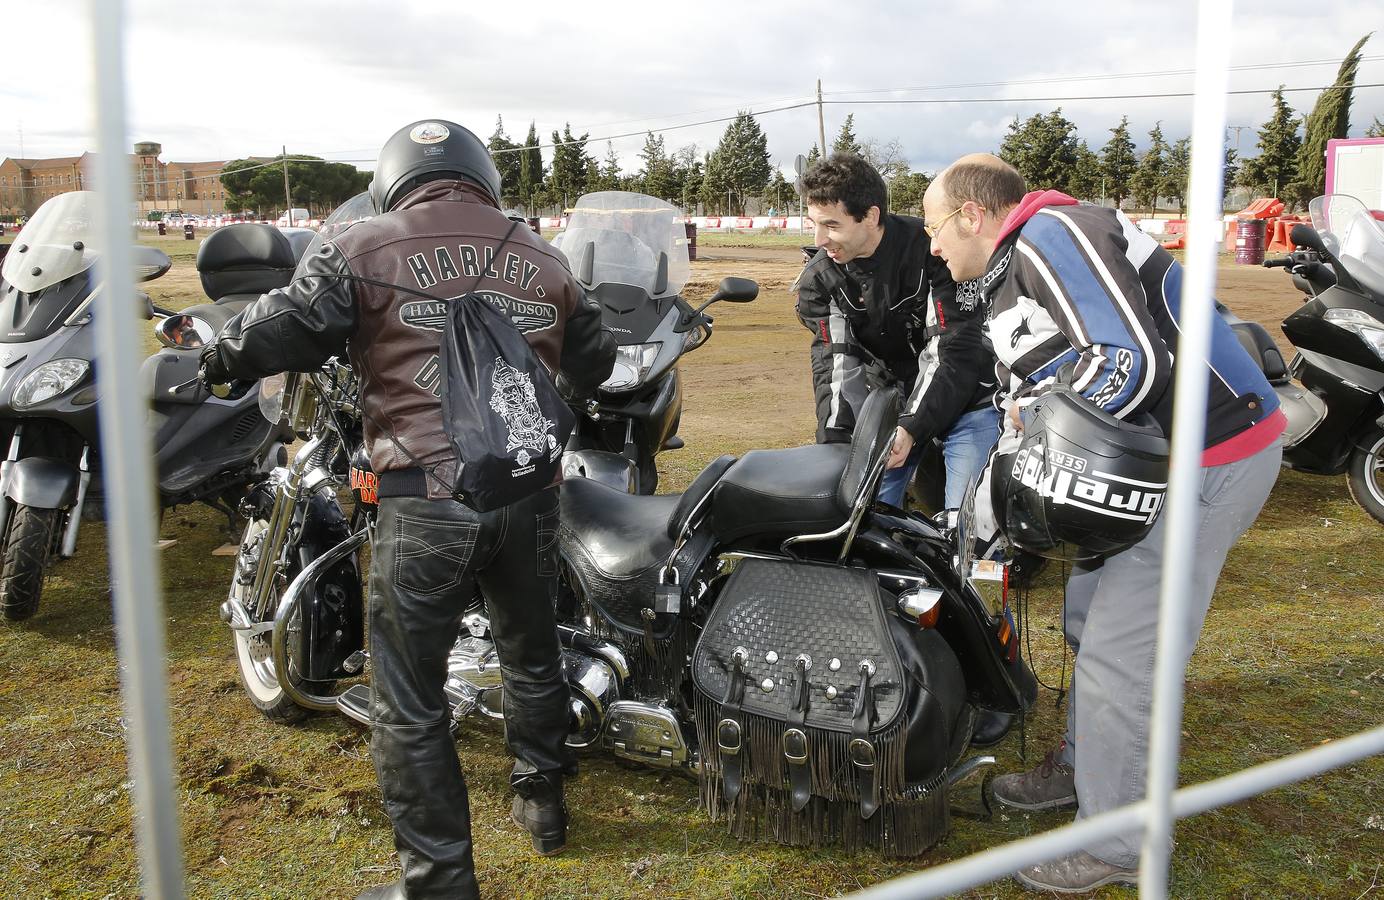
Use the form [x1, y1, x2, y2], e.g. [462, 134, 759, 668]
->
[154, 313, 215, 350]
[576, 241, 595, 286]
[654, 251, 669, 296]
[699, 276, 759, 311]
[1290, 223, 1324, 253]
[134, 246, 173, 282]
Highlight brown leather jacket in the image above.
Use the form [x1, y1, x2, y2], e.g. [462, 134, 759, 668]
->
[211, 180, 615, 498]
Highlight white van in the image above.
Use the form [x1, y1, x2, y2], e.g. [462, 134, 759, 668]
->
[275, 207, 310, 227]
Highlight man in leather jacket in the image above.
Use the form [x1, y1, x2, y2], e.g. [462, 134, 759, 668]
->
[201, 119, 616, 899]
[795, 153, 998, 512]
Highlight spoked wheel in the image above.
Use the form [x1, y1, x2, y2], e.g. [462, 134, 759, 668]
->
[0, 505, 60, 621]
[229, 517, 330, 722]
[1347, 425, 1384, 526]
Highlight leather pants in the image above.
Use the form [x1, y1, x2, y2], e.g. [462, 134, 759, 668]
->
[368, 486, 574, 898]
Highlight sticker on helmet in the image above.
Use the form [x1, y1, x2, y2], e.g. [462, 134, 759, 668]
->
[410, 122, 451, 144]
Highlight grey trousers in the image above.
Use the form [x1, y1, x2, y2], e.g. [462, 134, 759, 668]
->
[1054, 439, 1282, 866]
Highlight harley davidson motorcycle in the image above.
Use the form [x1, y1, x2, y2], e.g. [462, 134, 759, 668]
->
[0, 192, 292, 619]
[553, 191, 754, 493]
[222, 195, 1032, 857]
[1225, 194, 1384, 524]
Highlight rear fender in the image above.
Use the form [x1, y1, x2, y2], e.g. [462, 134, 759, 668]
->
[562, 449, 635, 493]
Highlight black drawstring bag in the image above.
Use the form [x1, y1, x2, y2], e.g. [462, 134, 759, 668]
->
[437, 289, 574, 512]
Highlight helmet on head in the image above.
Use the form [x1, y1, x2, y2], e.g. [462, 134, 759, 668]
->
[992, 388, 1169, 561]
[369, 119, 502, 213]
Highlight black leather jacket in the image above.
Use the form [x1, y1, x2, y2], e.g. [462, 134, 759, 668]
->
[795, 213, 995, 445]
[206, 180, 616, 498]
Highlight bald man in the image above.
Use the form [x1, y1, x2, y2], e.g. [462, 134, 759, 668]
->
[924, 154, 1283, 893]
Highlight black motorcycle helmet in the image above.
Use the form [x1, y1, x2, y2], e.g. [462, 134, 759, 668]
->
[993, 388, 1170, 561]
[369, 119, 502, 213]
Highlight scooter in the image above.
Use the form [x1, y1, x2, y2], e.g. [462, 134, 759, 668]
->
[1230, 194, 1384, 524]
[0, 192, 292, 619]
[555, 191, 756, 493]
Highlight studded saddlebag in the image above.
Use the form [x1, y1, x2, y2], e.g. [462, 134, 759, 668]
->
[692, 557, 968, 857]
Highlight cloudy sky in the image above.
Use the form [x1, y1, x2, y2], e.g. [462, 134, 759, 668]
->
[6, 0, 1384, 178]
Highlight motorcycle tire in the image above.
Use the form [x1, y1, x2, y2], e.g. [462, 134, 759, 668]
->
[0, 505, 58, 621]
[1346, 425, 1384, 526]
[230, 517, 332, 723]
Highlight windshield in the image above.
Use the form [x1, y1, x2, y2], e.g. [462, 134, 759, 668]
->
[1309, 194, 1384, 298]
[553, 191, 689, 296]
[292, 191, 375, 279]
[1, 191, 101, 293]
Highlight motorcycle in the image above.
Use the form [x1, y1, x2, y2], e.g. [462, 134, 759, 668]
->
[1230, 194, 1384, 524]
[0, 192, 292, 619]
[554, 191, 756, 494]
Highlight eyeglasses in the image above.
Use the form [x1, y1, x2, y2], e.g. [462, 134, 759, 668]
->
[923, 204, 972, 239]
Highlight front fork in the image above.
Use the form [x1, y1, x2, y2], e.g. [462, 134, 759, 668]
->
[248, 432, 332, 620]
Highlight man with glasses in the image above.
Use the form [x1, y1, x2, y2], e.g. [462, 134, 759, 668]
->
[923, 153, 1284, 893]
[795, 153, 999, 512]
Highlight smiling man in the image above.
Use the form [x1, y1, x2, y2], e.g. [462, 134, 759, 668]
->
[795, 153, 998, 511]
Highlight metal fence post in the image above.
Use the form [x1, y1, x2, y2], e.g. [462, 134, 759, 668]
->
[88, 1, 187, 896]
[1140, 1, 1234, 894]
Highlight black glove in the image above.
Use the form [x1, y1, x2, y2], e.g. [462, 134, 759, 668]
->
[198, 344, 231, 389]
[554, 372, 592, 403]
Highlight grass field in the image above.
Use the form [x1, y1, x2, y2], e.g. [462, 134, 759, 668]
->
[0, 232, 1380, 898]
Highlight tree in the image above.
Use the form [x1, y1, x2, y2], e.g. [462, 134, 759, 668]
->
[889, 171, 932, 216]
[1162, 137, 1192, 215]
[220, 155, 369, 216]
[832, 114, 862, 157]
[548, 123, 595, 209]
[1101, 116, 1138, 208]
[1287, 33, 1372, 207]
[1223, 147, 1240, 201]
[637, 131, 674, 200]
[1067, 141, 1104, 203]
[517, 122, 545, 212]
[1237, 87, 1301, 198]
[487, 116, 522, 207]
[1368, 116, 1384, 137]
[1131, 122, 1170, 215]
[667, 144, 702, 211]
[861, 138, 909, 182]
[588, 142, 623, 192]
[704, 111, 772, 215]
[999, 109, 1080, 193]
[762, 170, 793, 215]
[806, 143, 822, 166]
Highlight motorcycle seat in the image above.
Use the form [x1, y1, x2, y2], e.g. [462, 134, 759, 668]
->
[196, 223, 296, 301]
[559, 453, 738, 580]
[710, 388, 899, 545]
[560, 478, 679, 578]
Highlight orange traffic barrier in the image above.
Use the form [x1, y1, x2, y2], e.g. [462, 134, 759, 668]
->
[1161, 235, 1186, 250]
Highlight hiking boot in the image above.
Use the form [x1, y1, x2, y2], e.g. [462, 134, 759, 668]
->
[1015, 850, 1137, 893]
[510, 774, 567, 856]
[991, 744, 1077, 811]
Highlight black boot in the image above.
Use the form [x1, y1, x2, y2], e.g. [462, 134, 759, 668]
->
[510, 773, 567, 856]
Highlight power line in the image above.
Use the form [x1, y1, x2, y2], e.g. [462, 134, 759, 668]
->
[821, 55, 1384, 97]
[823, 82, 1384, 105]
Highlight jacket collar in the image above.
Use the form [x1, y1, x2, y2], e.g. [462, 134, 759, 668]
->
[393, 179, 499, 212]
[980, 191, 1080, 301]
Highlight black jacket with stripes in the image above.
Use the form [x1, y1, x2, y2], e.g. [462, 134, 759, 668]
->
[795, 213, 996, 444]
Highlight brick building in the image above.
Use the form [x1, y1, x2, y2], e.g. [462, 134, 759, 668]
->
[0, 142, 247, 218]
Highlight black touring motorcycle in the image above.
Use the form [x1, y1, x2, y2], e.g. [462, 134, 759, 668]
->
[1227, 194, 1384, 524]
[0, 192, 292, 619]
[221, 196, 1033, 857]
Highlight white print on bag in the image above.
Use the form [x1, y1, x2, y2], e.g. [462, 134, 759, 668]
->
[1011, 445, 1165, 524]
[488, 357, 559, 477]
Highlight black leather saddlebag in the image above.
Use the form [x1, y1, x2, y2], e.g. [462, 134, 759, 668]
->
[691, 557, 969, 857]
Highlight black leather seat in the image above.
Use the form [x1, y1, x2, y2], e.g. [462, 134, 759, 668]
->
[710, 388, 900, 544]
[558, 454, 737, 580]
[196, 223, 297, 301]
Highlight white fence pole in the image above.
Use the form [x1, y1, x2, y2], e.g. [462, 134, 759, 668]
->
[88, 1, 187, 896]
[1141, 1, 1234, 894]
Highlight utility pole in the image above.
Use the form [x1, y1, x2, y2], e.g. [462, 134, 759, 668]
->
[816, 79, 827, 159]
[281, 144, 292, 220]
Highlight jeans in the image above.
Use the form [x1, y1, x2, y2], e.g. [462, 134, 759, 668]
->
[878, 406, 1003, 509]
